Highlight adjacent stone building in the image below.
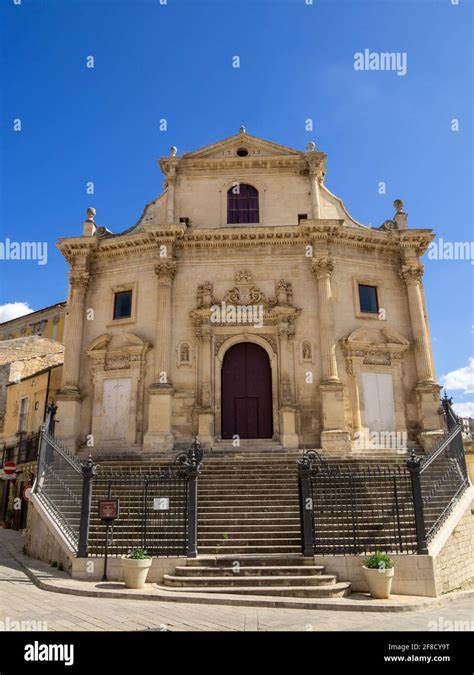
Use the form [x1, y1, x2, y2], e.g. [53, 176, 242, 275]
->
[0, 302, 66, 343]
[55, 129, 443, 456]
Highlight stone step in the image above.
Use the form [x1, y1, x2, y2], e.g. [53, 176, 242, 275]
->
[160, 582, 350, 598]
[197, 546, 302, 554]
[174, 565, 325, 576]
[163, 573, 337, 587]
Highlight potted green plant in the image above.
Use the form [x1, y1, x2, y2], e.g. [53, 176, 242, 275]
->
[121, 547, 152, 589]
[362, 552, 395, 599]
[4, 509, 14, 529]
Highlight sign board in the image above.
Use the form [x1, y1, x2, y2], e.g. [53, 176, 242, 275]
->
[98, 499, 119, 522]
[153, 497, 170, 511]
[3, 461, 16, 476]
[23, 486, 32, 501]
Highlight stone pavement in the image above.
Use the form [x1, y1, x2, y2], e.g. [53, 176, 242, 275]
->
[0, 530, 472, 632]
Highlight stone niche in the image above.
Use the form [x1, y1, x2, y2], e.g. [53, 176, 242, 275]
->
[86, 332, 150, 447]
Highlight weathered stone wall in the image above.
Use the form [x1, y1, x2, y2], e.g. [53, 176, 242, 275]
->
[434, 500, 474, 594]
[24, 499, 73, 574]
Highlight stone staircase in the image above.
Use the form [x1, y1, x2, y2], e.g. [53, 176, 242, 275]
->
[161, 555, 350, 598]
[33, 444, 467, 600]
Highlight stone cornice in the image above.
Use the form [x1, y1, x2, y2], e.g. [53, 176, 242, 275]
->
[57, 222, 435, 263]
[163, 155, 317, 174]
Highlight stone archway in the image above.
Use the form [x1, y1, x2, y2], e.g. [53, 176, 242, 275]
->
[221, 342, 273, 439]
[215, 334, 279, 441]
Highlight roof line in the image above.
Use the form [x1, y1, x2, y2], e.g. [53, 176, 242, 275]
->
[0, 301, 66, 327]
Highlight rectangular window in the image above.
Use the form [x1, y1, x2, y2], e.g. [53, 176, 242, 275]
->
[358, 284, 379, 314]
[113, 290, 132, 320]
[18, 397, 29, 432]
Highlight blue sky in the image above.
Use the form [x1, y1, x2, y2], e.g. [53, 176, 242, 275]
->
[0, 0, 472, 411]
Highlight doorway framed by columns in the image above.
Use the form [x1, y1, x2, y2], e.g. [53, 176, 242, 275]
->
[215, 335, 280, 441]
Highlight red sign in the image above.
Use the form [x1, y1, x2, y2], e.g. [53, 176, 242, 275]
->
[4, 461, 16, 476]
[23, 486, 32, 500]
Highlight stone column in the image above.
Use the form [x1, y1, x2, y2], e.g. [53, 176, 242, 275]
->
[144, 261, 177, 453]
[56, 268, 89, 447]
[311, 257, 350, 453]
[312, 258, 339, 383]
[400, 263, 442, 448]
[152, 261, 177, 385]
[278, 322, 299, 448]
[400, 264, 435, 385]
[195, 323, 214, 446]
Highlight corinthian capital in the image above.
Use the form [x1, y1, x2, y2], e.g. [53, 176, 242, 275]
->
[400, 263, 424, 286]
[155, 261, 177, 282]
[69, 270, 90, 292]
[311, 257, 334, 278]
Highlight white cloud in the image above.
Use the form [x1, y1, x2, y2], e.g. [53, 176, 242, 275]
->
[0, 302, 34, 323]
[440, 358, 474, 394]
[453, 402, 474, 418]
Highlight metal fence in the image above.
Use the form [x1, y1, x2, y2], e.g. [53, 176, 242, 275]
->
[32, 405, 203, 559]
[34, 428, 83, 551]
[298, 394, 470, 557]
[420, 396, 469, 543]
[307, 459, 417, 555]
[90, 470, 189, 557]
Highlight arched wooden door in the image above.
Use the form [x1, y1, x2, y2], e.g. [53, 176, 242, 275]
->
[221, 342, 273, 439]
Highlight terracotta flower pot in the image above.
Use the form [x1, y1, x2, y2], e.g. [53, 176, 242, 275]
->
[121, 556, 152, 589]
[362, 565, 395, 599]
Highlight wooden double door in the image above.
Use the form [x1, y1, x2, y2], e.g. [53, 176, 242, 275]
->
[221, 342, 273, 439]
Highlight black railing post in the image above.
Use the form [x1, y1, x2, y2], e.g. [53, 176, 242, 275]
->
[298, 454, 314, 557]
[77, 454, 97, 558]
[181, 437, 203, 558]
[406, 451, 428, 555]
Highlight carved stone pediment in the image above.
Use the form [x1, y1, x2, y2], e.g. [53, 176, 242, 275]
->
[340, 327, 409, 360]
[87, 332, 150, 370]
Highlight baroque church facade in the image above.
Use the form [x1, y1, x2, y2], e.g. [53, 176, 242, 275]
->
[55, 129, 443, 456]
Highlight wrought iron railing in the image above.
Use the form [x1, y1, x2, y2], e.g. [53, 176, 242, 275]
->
[90, 469, 189, 557]
[419, 396, 469, 542]
[34, 428, 83, 551]
[298, 394, 470, 556]
[32, 405, 202, 559]
[302, 453, 417, 555]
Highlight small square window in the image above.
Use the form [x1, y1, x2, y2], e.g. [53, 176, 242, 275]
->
[113, 290, 132, 320]
[358, 284, 379, 314]
[298, 213, 308, 223]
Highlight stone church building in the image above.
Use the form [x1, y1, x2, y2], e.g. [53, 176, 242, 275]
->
[55, 129, 443, 456]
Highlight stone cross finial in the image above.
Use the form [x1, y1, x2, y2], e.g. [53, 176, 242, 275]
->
[239, 125, 246, 134]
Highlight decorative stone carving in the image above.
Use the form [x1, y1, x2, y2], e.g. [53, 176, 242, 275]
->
[221, 270, 277, 306]
[400, 264, 424, 285]
[311, 257, 334, 278]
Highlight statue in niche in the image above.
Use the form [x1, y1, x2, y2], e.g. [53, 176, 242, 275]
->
[180, 343, 190, 363]
[302, 341, 312, 360]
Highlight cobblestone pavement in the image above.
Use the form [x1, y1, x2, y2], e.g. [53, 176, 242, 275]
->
[0, 545, 472, 632]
